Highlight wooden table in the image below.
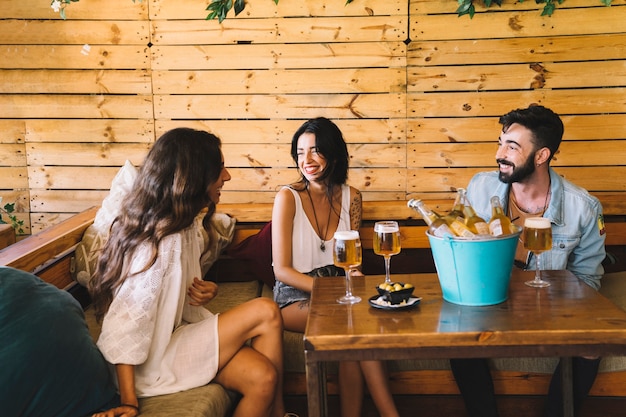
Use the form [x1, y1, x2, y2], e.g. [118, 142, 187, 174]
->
[304, 269, 626, 417]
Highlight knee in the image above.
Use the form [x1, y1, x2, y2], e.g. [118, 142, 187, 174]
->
[244, 358, 279, 395]
[255, 297, 283, 328]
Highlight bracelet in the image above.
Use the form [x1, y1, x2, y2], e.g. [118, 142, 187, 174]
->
[121, 403, 140, 414]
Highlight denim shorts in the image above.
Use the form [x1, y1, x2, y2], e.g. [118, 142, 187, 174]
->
[273, 265, 343, 308]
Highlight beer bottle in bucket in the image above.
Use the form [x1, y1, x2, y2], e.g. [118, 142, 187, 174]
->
[407, 199, 455, 238]
[488, 196, 513, 236]
[443, 189, 475, 238]
[443, 188, 466, 223]
[463, 200, 490, 235]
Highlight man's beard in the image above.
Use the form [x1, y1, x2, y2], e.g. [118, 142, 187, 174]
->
[497, 155, 536, 184]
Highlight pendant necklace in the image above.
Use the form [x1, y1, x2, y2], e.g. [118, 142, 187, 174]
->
[306, 185, 333, 252]
[510, 181, 551, 218]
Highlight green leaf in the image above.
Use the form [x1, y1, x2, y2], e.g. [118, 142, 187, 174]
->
[219, 6, 228, 23]
[541, 2, 556, 15]
[234, 0, 246, 15]
[456, 0, 473, 14]
[456, 0, 476, 18]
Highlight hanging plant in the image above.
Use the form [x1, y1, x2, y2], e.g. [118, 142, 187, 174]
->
[456, 0, 612, 18]
[49, 0, 615, 21]
[202, 0, 356, 23]
[0, 198, 25, 235]
[50, 0, 355, 22]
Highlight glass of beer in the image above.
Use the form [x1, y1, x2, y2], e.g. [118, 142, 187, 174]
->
[333, 230, 362, 304]
[523, 217, 552, 288]
[373, 221, 401, 284]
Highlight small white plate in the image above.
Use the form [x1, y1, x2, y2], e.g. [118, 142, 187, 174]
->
[368, 295, 422, 310]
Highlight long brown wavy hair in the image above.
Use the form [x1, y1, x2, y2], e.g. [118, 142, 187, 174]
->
[90, 128, 223, 322]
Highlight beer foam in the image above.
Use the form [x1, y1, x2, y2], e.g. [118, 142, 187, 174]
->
[374, 224, 399, 233]
[334, 230, 360, 240]
[524, 217, 551, 229]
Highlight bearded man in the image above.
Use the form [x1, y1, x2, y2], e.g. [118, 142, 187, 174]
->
[449, 104, 606, 417]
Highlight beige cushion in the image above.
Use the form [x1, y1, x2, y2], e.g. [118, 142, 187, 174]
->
[73, 161, 138, 286]
[597, 271, 626, 372]
[206, 281, 262, 315]
[73, 160, 236, 287]
[85, 308, 236, 417]
[600, 271, 626, 311]
[139, 384, 237, 417]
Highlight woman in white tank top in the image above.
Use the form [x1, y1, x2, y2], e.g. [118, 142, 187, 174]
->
[272, 118, 399, 417]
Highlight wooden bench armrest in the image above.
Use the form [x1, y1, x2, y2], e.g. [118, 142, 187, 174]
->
[0, 206, 99, 272]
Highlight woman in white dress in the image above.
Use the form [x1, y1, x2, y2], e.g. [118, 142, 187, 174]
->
[272, 117, 399, 417]
[90, 128, 287, 417]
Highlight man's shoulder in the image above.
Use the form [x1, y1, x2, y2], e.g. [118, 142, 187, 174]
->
[468, 170, 500, 187]
[471, 170, 499, 180]
[556, 174, 601, 208]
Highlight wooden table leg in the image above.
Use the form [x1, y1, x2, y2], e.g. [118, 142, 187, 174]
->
[305, 354, 327, 417]
[561, 357, 574, 417]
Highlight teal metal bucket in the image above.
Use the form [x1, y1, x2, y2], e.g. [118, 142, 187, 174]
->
[427, 229, 521, 306]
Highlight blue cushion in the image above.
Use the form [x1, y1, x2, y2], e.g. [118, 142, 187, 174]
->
[0, 267, 118, 417]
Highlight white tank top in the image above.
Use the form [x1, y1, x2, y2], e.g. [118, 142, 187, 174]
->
[286, 184, 352, 274]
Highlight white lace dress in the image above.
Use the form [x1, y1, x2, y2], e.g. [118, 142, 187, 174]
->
[97, 219, 220, 397]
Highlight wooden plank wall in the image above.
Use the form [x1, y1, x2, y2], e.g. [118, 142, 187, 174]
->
[151, 0, 409, 206]
[0, 0, 625, 236]
[409, 0, 626, 201]
[0, 0, 153, 234]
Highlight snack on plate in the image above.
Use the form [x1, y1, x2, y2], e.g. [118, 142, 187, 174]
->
[376, 282, 414, 305]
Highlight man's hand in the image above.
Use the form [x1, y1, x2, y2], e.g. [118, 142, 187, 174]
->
[188, 277, 218, 306]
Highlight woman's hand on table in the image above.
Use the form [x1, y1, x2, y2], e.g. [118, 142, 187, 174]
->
[188, 277, 218, 306]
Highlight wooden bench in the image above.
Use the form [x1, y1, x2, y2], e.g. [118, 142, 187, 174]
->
[1, 197, 626, 398]
[0, 223, 15, 251]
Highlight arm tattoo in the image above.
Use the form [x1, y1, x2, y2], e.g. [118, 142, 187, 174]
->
[350, 190, 362, 230]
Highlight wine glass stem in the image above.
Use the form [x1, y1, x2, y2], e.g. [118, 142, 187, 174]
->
[384, 256, 392, 283]
[345, 268, 354, 297]
[535, 252, 541, 282]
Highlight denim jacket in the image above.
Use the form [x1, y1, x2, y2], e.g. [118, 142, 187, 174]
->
[466, 168, 606, 290]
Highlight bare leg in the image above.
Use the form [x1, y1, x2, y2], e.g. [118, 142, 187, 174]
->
[360, 361, 399, 417]
[283, 302, 369, 417]
[216, 297, 286, 417]
[339, 361, 365, 417]
[214, 346, 278, 417]
[282, 301, 397, 417]
[280, 300, 309, 333]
